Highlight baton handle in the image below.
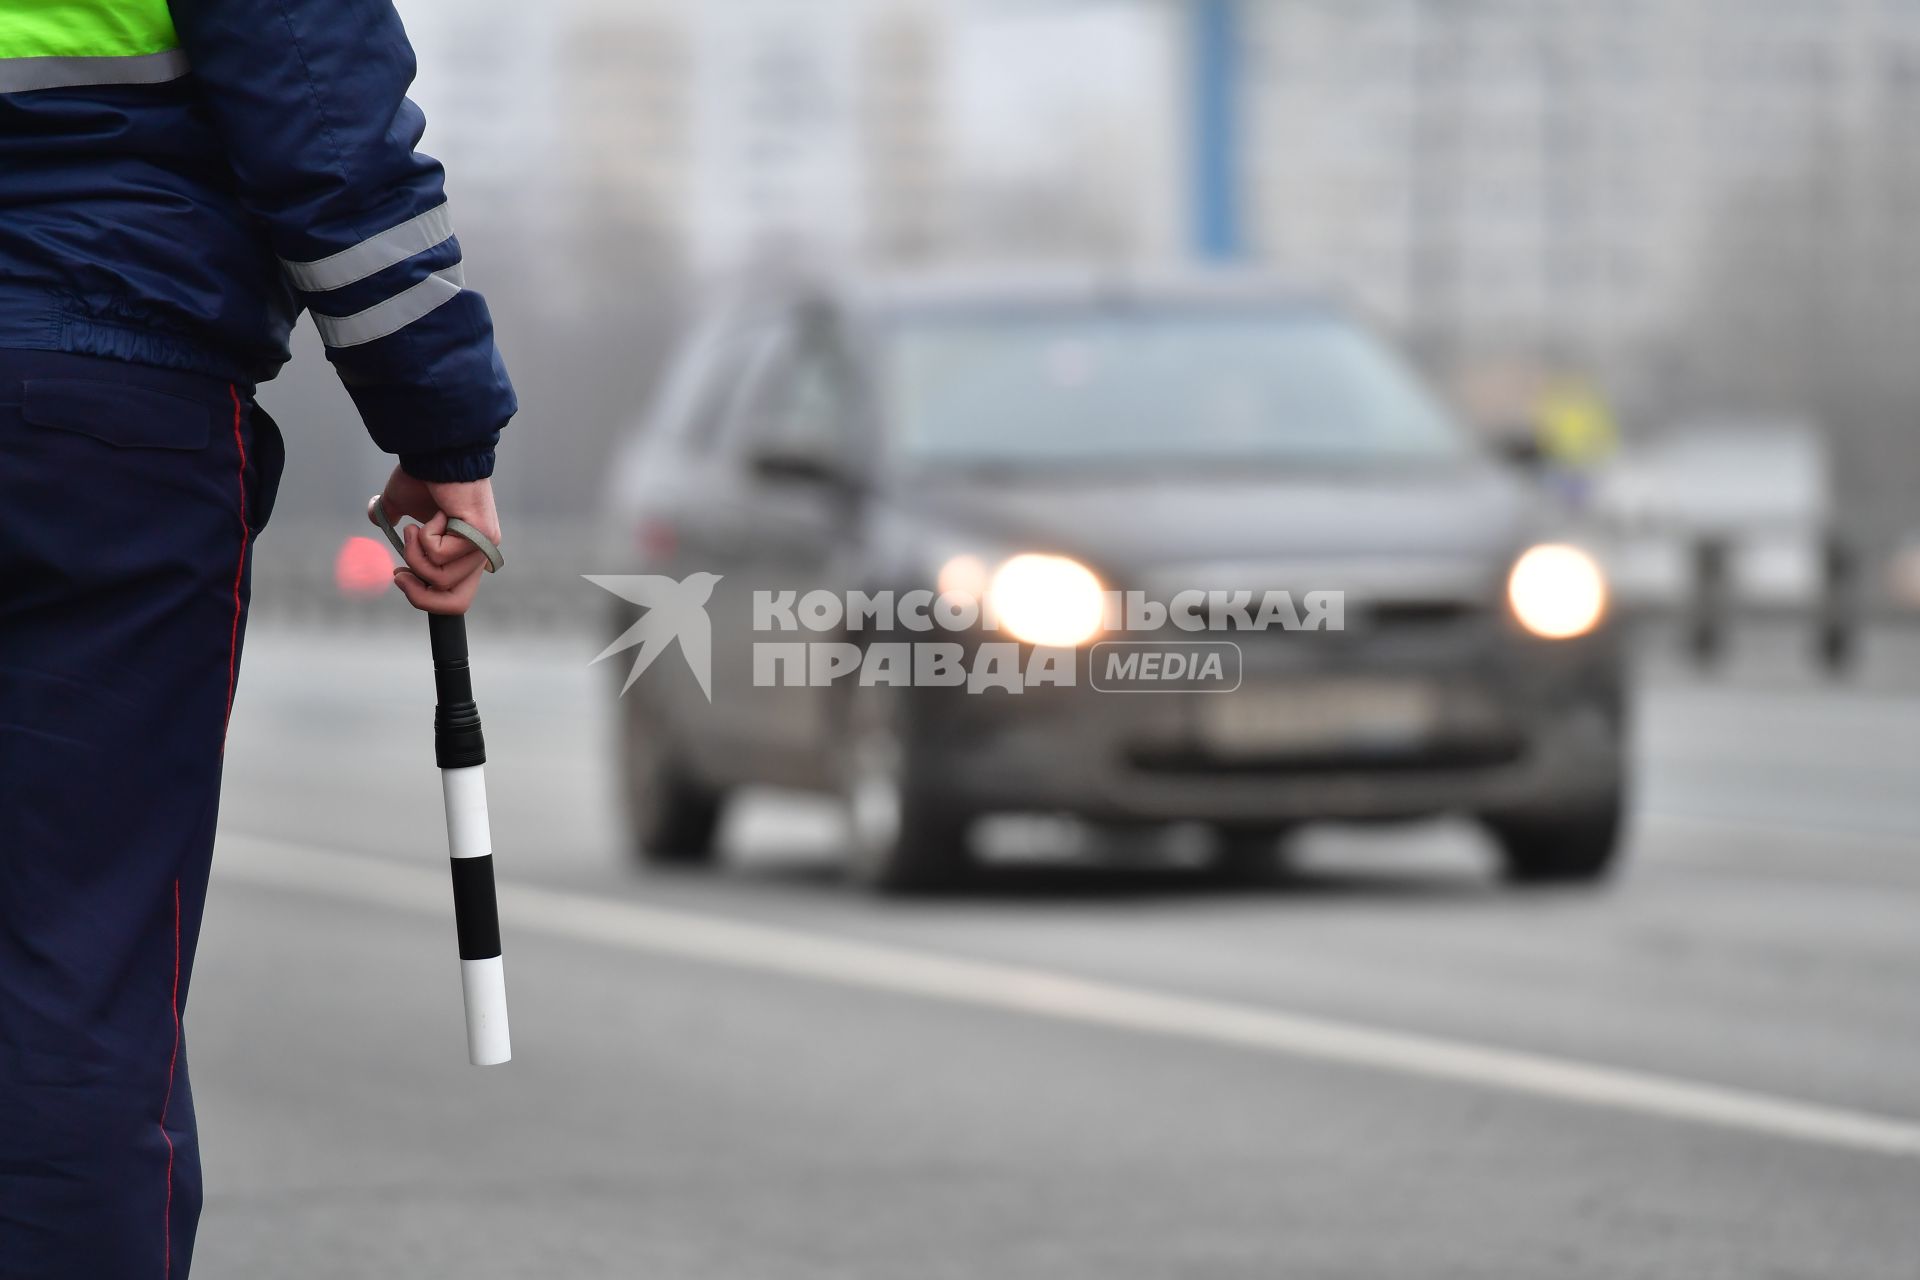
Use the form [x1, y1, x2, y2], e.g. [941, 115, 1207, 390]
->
[430, 612, 511, 1066]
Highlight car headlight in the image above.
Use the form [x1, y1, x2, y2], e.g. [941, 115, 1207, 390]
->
[1508, 543, 1607, 639]
[987, 553, 1105, 647]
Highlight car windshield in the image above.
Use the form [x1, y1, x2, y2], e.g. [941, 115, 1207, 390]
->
[881, 309, 1468, 469]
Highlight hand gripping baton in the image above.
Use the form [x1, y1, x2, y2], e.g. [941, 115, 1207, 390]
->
[370, 498, 512, 1066]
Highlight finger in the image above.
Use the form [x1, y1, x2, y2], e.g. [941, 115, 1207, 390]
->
[400, 524, 482, 591]
[418, 526, 490, 570]
[424, 540, 487, 578]
[403, 524, 484, 590]
[394, 567, 481, 616]
[414, 511, 476, 568]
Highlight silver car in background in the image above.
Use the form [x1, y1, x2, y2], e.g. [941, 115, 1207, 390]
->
[602, 275, 1626, 891]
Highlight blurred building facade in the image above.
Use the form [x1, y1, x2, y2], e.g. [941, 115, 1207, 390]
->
[1240, 2, 1920, 421]
[340, 0, 1918, 536]
[403, 0, 1196, 287]
[407, 0, 960, 302]
[403, 1, 1916, 313]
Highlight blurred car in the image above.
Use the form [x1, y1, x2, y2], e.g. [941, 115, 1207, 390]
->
[601, 273, 1626, 891]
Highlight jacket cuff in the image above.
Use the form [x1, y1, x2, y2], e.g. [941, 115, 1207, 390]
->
[399, 442, 497, 483]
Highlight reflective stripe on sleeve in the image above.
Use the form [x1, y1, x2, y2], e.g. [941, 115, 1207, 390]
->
[281, 204, 457, 294]
[311, 265, 466, 349]
[0, 48, 189, 92]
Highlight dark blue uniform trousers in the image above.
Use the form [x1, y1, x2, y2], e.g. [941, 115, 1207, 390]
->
[0, 350, 282, 1279]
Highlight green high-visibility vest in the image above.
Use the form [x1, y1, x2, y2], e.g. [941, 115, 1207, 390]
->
[0, 0, 188, 92]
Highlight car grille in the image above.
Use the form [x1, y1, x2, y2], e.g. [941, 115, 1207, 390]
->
[1129, 735, 1525, 776]
[1361, 599, 1486, 629]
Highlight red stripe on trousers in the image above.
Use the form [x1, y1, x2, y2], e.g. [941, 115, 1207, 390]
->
[163, 387, 247, 1271]
[224, 385, 249, 731]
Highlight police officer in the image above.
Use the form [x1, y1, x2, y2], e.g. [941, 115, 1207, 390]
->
[0, 1, 515, 1274]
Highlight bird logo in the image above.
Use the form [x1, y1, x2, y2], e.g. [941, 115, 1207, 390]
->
[584, 573, 723, 701]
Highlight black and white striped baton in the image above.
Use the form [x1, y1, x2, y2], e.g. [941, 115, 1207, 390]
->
[369, 497, 512, 1066]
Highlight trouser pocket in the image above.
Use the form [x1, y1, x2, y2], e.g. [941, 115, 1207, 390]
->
[245, 401, 287, 535]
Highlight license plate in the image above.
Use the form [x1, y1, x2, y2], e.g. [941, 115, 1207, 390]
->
[1200, 680, 1439, 755]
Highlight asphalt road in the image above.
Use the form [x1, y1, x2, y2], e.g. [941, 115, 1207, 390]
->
[192, 623, 1920, 1278]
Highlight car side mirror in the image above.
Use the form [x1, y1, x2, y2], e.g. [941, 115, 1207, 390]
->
[749, 446, 857, 491]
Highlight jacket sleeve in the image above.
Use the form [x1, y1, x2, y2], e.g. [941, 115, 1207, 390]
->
[170, 0, 515, 482]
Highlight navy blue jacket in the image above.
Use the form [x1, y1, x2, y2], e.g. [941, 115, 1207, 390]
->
[0, 0, 515, 481]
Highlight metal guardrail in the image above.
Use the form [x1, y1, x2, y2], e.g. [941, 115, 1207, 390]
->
[1661, 531, 1919, 678]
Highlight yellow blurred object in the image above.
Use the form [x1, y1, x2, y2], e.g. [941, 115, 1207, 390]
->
[1533, 378, 1620, 469]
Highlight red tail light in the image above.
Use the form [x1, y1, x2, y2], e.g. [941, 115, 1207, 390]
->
[335, 535, 394, 596]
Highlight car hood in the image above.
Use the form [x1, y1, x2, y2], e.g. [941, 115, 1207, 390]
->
[884, 463, 1539, 591]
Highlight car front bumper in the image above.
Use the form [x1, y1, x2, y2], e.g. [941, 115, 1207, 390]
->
[910, 621, 1626, 825]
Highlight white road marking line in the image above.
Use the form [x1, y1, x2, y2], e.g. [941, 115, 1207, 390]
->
[217, 833, 1920, 1160]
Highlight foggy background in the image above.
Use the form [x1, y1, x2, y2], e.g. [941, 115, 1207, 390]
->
[259, 0, 1920, 567]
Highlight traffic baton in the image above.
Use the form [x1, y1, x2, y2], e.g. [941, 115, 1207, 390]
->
[370, 497, 512, 1066]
